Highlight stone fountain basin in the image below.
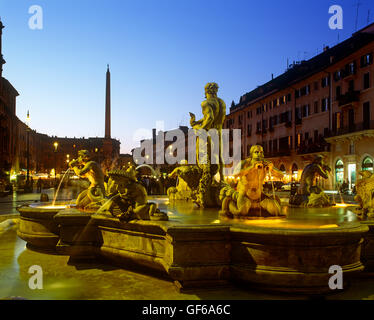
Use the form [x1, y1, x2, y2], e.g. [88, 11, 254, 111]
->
[16, 202, 73, 251]
[16, 198, 369, 294]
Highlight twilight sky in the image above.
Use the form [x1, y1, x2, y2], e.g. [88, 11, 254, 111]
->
[1, 0, 374, 153]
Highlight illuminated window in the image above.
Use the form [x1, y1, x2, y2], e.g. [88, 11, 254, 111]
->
[336, 113, 341, 129]
[362, 157, 373, 172]
[335, 159, 344, 184]
[280, 164, 286, 174]
[297, 134, 301, 147]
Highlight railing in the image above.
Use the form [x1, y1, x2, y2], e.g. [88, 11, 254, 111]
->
[338, 90, 360, 107]
[331, 121, 374, 136]
[265, 150, 291, 157]
[285, 121, 292, 128]
[297, 144, 330, 155]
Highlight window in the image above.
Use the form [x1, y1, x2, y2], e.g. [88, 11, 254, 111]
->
[349, 142, 355, 154]
[273, 139, 278, 151]
[334, 70, 342, 81]
[296, 107, 301, 120]
[262, 119, 268, 130]
[247, 124, 252, 137]
[362, 157, 374, 172]
[314, 81, 319, 91]
[335, 112, 341, 130]
[336, 86, 341, 99]
[335, 159, 344, 185]
[256, 121, 261, 133]
[273, 115, 279, 125]
[287, 110, 292, 122]
[321, 76, 330, 88]
[297, 133, 301, 147]
[298, 85, 310, 97]
[364, 73, 370, 90]
[292, 163, 298, 176]
[314, 101, 319, 113]
[256, 107, 261, 115]
[287, 93, 292, 102]
[302, 105, 310, 118]
[321, 98, 329, 112]
[280, 164, 286, 173]
[346, 62, 356, 75]
[348, 80, 354, 92]
[361, 53, 373, 67]
[314, 130, 319, 142]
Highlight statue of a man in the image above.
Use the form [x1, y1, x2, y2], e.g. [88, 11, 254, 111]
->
[190, 82, 226, 178]
[189, 83, 226, 207]
[69, 150, 105, 209]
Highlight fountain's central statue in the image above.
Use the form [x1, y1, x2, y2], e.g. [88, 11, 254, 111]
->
[220, 145, 284, 218]
[189, 82, 226, 207]
[69, 150, 105, 209]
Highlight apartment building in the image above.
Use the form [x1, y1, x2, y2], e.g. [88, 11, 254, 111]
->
[224, 23, 374, 190]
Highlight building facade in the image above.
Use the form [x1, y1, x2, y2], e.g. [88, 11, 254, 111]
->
[225, 23, 374, 190]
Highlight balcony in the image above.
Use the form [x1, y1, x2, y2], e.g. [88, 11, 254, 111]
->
[337, 90, 360, 107]
[297, 144, 330, 155]
[331, 121, 374, 137]
[285, 121, 292, 128]
[265, 149, 291, 158]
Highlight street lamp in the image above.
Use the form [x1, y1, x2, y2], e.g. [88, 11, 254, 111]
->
[26, 110, 30, 191]
[53, 142, 58, 182]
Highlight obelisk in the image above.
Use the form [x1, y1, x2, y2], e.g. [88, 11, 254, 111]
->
[105, 64, 111, 139]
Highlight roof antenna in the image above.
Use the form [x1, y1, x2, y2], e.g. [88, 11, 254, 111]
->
[368, 9, 371, 25]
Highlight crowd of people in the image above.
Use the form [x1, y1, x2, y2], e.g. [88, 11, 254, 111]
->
[139, 175, 176, 196]
[336, 179, 356, 195]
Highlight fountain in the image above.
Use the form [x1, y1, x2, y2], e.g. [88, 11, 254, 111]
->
[16, 83, 372, 294]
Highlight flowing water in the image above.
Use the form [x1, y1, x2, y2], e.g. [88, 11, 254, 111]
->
[52, 168, 71, 206]
[96, 194, 120, 214]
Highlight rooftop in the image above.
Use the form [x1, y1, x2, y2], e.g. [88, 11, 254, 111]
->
[230, 23, 374, 114]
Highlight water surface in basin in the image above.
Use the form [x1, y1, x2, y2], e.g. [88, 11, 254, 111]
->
[150, 197, 359, 230]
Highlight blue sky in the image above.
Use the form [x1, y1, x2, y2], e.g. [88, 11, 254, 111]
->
[1, 0, 374, 153]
